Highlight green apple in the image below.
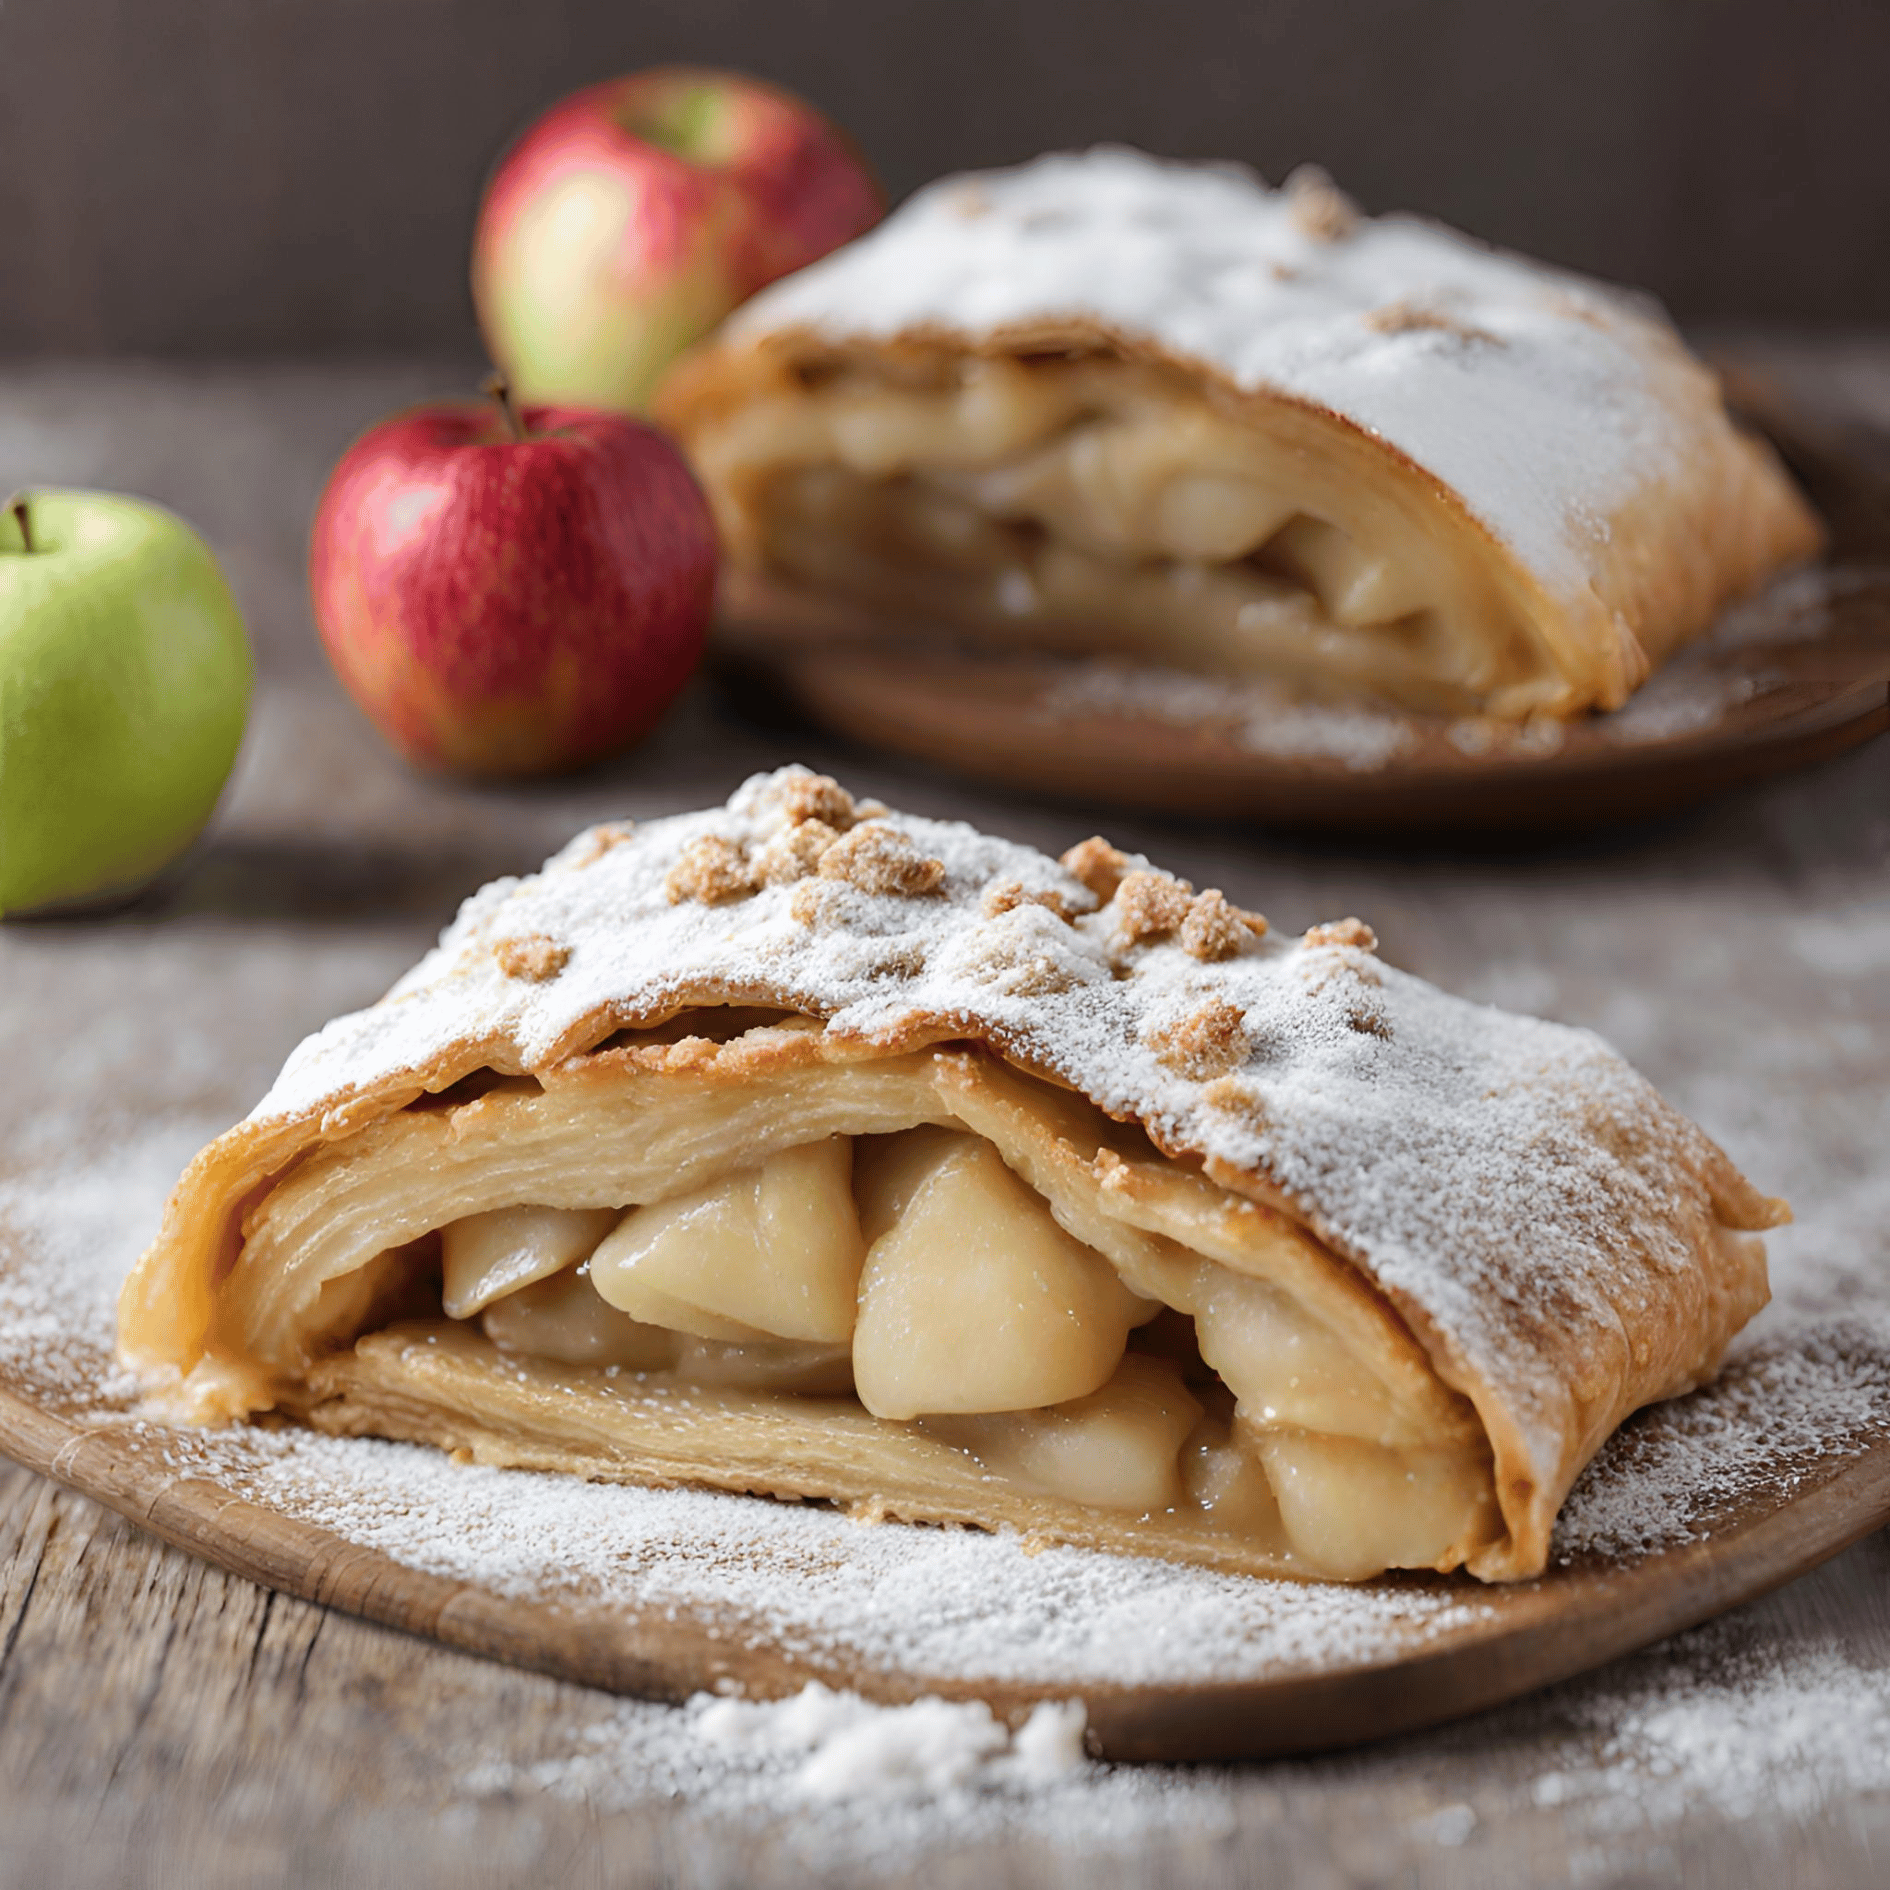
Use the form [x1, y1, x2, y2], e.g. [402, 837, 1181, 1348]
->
[0, 490, 253, 917]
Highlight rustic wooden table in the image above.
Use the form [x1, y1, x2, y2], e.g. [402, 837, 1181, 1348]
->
[1, 356, 1886, 1888]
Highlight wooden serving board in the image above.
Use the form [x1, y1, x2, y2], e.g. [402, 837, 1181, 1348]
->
[4, 1301, 1886, 1764]
[711, 566, 1890, 833]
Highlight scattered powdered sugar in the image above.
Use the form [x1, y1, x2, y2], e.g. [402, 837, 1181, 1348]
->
[0, 1092, 1882, 1691]
[1030, 562, 1887, 762]
[1036, 662, 1416, 771]
[723, 147, 1728, 602]
[692, 1687, 1083, 1798]
[2, 777, 1887, 1860]
[1520, 1616, 1890, 1834]
[1550, 1326, 1890, 1563]
[459, 1685, 1224, 1868]
[0, 1037, 1886, 1863]
[0, 1117, 215, 1416]
[123, 1417, 1502, 1691]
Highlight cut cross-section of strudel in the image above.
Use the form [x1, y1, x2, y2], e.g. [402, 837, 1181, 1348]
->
[120, 768, 1784, 1582]
[656, 148, 1822, 720]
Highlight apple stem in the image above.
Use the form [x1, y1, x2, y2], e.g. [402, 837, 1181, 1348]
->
[8, 494, 31, 554]
[482, 373, 529, 443]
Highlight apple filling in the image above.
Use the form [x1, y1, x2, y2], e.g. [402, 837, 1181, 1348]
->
[683, 352, 1557, 716]
[225, 1015, 1498, 1581]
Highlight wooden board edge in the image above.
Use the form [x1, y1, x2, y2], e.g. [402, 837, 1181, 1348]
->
[3, 1378, 1886, 1762]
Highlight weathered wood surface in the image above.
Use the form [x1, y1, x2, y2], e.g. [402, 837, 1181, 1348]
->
[1, 352, 1888, 1885]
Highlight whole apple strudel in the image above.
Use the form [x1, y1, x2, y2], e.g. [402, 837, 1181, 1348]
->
[121, 769, 1783, 1582]
[655, 148, 1822, 720]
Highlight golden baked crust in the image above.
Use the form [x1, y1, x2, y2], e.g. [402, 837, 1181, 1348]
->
[119, 768, 1783, 1581]
[656, 149, 1822, 719]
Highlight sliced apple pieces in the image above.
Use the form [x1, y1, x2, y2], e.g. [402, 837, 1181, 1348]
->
[1255, 1430, 1496, 1580]
[481, 1265, 677, 1369]
[926, 1354, 1203, 1513]
[418, 1105, 1489, 1574]
[440, 1204, 623, 1319]
[587, 1137, 865, 1344]
[851, 1128, 1144, 1420]
[1186, 1267, 1401, 1443]
[672, 1336, 855, 1395]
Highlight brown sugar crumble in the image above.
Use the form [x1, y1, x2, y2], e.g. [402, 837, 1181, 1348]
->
[1200, 1073, 1266, 1122]
[1147, 1000, 1252, 1079]
[568, 822, 636, 869]
[663, 835, 757, 906]
[1347, 999, 1394, 1039]
[1112, 870, 1196, 945]
[981, 878, 1078, 922]
[1305, 917, 1379, 953]
[1284, 164, 1359, 242]
[1060, 837, 1133, 902]
[817, 824, 947, 897]
[753, 819, 842, 887]
[1364, 300, 1504, 346]
[492, 934, 570, 982]
[775, 771, 861, 832]
[1180, 889, 1267, 962]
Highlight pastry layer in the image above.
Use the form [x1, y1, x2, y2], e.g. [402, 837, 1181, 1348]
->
[224, 1024, 1498, 1582]
[122, 768, 1784, 1582]
[681, 353, 1554, 715]
[657, 149, 1823, 718]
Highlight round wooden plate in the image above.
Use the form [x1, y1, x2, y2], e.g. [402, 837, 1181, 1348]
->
[4, 1330, 1886, 1764]
[711, 566, 1890, 832]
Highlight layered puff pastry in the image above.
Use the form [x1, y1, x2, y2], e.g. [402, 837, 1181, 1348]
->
[656, 148, 1822, 720]
[121, 769, 1783, 1583]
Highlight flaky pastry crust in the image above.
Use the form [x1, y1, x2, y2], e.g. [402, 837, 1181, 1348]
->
[120, 768, 1783, 1581]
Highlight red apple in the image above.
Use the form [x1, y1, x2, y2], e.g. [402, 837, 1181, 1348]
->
[473, 66, 882, 414]
[309, 380, 716, 777]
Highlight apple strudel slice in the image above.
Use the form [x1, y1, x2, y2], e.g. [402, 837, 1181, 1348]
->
[120, 768, 1784, 1583]
[655, 147, 1822, 720]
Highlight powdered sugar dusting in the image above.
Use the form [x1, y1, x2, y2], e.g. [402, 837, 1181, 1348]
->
[1517, 1616, 1890, 1836]
[458, 1685, 1217, 1867]
[4, 1092, 1882, 1689]
[725, 147, 1722, 601]
[1037, 663, 1417, 770]
[191, 767, 1768, 1566]
[1030, 561, 1886, 761]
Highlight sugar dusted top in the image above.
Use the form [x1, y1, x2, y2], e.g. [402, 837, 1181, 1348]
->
[255, 767, 1776, 1527]
[720, 146, 1719, 602]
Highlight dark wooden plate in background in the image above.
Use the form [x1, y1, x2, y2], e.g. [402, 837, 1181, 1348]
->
[710, 361, 1890, 832]
[712, 567, 1890, 833]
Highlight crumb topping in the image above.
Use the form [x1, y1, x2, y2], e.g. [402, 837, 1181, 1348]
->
[1179, 889, 1265, 962]
[1111, 870, 1196, 946]
[1364, 300, 1504, 345]
[775, 771, 863, 832]
[664, 835, 757, 906]
[1305, 917, 1378, 953]
[568, 822, 636, 870]
[1284, 163, 1359, 242]
[1146, 1000, 1251, 1079]
[817, 823, 948, 898]
[982, 879, 1079, 922]
[1060, 838, 1134, 902]
[492, 935, 570, 983]
[754, 819, 843, 887]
